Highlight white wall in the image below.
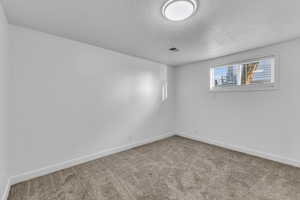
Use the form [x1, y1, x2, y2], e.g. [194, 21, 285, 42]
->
[8, 16, 300, 190]
[8, 25, 175, 177]
[0, 2, 9, 199]
[175, 38, 300, 165]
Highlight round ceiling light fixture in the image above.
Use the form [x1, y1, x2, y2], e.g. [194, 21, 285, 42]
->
[162, 0, 198, 21]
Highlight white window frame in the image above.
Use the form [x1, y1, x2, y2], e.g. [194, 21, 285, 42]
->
[209, 55, 279, 92]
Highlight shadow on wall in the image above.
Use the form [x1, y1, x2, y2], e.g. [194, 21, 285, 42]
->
[88, 66, 168, 150]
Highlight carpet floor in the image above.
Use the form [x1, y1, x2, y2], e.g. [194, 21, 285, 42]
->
[8, 136, 300, 200]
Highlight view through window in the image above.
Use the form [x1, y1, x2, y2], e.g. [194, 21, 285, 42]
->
[210, 56, 275, 90]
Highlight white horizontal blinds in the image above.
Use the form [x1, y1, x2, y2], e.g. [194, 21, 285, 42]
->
[249, 57, 274, 84]
[210, 56, 275, 89]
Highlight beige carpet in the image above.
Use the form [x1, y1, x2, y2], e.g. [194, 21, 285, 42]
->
[8, 136, 300, 200]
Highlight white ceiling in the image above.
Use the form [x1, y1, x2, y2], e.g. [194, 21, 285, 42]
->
[3, 0, 300, 66]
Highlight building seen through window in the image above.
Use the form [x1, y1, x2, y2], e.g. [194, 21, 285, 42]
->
[210, 57, 275, 90]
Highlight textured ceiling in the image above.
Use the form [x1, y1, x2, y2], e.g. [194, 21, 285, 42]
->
[3, 0, 300, 66]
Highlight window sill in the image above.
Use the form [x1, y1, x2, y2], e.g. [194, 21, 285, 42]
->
[209, 83, 278, 93]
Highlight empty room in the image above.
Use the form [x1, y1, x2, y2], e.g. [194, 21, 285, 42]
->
[1, 0, 300, 199]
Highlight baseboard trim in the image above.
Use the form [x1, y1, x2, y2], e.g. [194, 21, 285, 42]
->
[7, 132, 300, 195]
[1, 179, 10, 200]
[9, 133, 175, 185]
[177, 133, 300, 168]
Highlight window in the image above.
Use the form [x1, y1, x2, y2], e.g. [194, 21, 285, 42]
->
[210, 56, 276, 91]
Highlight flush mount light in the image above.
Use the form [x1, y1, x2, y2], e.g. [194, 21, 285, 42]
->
[162, 0, 198, 21]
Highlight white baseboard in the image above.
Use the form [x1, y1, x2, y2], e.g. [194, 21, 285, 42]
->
[6, 132, 300, 199]
[9, 133, 175, 185]
[1, 179, 10, 200]
[177, 133, 300, 168]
